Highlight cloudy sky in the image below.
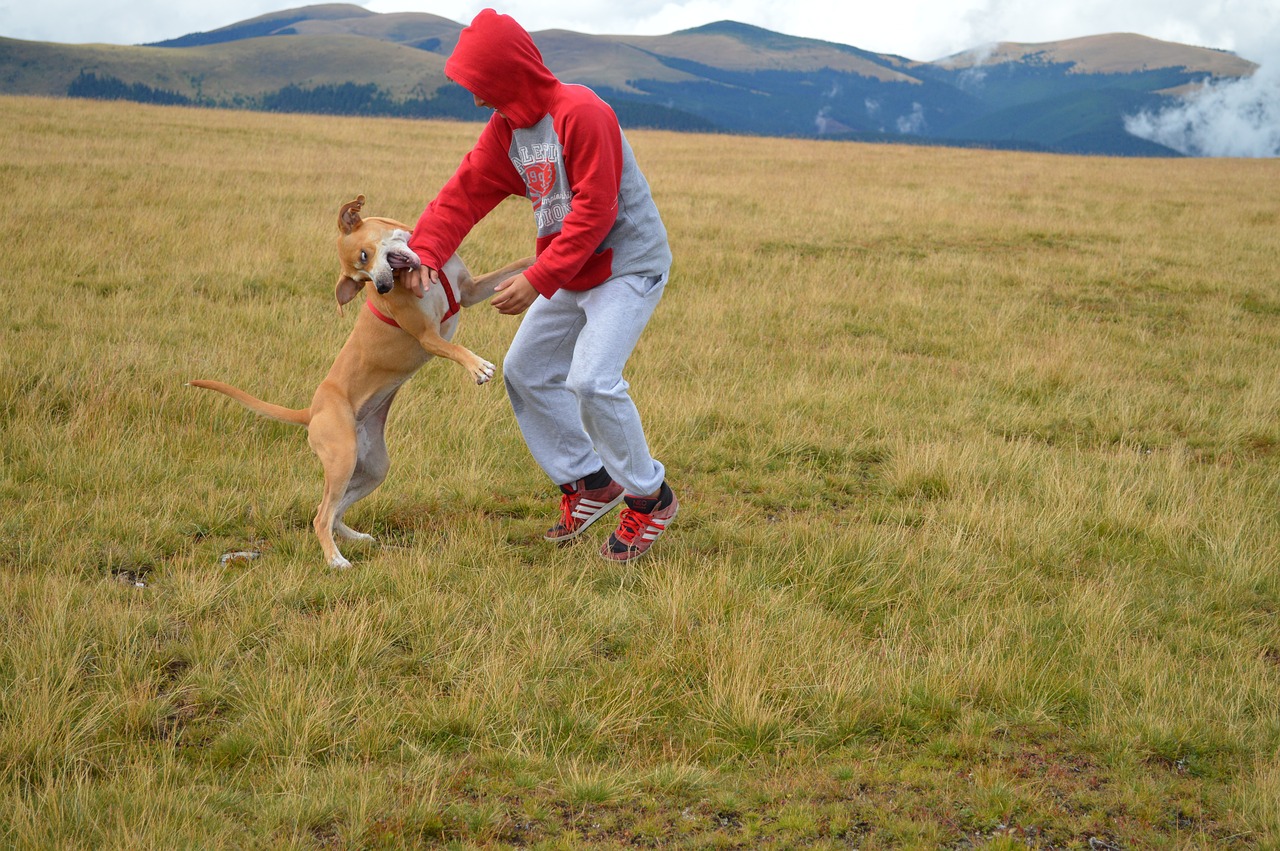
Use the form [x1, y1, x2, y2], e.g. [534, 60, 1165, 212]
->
[1, 0, 1277, 64]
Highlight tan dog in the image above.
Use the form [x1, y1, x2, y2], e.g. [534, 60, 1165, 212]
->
[190, 195, 532, 569]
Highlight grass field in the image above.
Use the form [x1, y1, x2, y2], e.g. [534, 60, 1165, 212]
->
[1, 94, 1278, 849]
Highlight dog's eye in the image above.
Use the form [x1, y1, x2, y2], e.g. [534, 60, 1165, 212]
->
[359, 250, 368, 265]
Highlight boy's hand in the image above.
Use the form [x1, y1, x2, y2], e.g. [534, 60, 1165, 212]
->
[492, 273, 537, 315]
[403, 266, 440, 299]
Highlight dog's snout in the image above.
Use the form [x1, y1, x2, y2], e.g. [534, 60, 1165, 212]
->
[375, 281, 393, 295]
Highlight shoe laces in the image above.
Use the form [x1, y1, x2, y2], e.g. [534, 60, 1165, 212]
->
[557, 491, 579, 531]
[614, 507, 649, 544]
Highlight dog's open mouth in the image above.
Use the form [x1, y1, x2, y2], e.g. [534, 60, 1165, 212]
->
[385, 240, 421, 273]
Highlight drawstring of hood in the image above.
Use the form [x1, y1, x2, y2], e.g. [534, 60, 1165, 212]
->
[445, 8, 560, 129]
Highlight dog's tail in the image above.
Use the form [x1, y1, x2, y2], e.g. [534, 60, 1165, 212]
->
[187, 380, 310, 426]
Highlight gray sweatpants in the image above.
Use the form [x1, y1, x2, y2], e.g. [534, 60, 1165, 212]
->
[503, 271, 668, 497]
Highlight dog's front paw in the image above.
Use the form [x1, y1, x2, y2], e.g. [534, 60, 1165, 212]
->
[473, 358, 496, 385]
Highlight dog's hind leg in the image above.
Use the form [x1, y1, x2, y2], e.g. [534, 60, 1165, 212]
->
[308, 404, 360, 570]
[333, 395, 394, 544]
[456, 256, 537, 307]
[335, 521, 375, 543]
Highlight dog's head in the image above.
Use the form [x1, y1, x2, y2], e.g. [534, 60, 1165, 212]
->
[334, 195, 421, 307]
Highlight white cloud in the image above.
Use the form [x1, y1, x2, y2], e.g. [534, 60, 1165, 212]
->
[1121, 6, 1279, 157]
[1124, 64, 1280, 157]
[947, 0, 1277, 58]
[895, 103, 927, 134]
[0, 0, 287, 44]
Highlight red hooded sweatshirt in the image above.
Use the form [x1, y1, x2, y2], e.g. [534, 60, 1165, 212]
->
[408, 9, 671, 298]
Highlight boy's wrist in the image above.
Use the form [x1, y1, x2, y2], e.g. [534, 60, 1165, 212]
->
[523, 266, 557, 299]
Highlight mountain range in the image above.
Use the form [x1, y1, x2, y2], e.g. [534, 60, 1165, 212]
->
[0, 3, 1260, 156]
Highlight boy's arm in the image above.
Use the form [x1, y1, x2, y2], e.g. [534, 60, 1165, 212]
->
[408, 116, 525, 275]
[521, 101, 623, 298]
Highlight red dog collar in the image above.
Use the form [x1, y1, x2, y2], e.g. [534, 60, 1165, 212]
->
[366, 299, 399, 328]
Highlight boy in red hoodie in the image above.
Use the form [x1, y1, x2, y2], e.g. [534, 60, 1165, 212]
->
[403, 9, 677, 561]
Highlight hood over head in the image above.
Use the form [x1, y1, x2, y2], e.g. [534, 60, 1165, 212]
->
[445, 9, 560, 129]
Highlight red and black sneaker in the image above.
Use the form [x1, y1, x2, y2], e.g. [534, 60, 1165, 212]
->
[544, 476, 625, 543]
[601, 483, 679, 562]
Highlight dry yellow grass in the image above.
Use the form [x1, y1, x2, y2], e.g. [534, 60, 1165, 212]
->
[1, 94, 1278, 848]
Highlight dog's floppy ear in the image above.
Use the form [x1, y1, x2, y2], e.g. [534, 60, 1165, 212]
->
[338, 195, 365, 235]
[335, 274, 364, 313]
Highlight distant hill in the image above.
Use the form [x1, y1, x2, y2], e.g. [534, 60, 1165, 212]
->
[0, 4, 1260, 155]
